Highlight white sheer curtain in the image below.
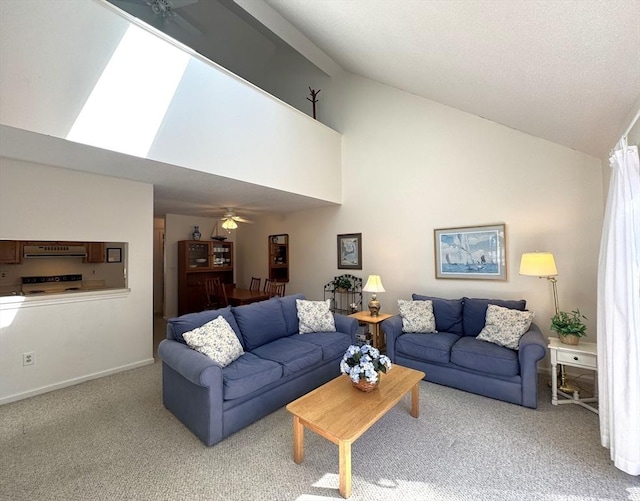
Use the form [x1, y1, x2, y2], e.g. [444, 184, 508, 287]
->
[597, 137, 640, 476]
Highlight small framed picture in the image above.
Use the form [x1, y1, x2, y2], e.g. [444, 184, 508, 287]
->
[434, 224, 507, 280]
[337, 233, 362, 270]
[106, 247, 122, 263]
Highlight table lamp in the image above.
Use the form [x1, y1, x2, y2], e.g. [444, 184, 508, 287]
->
[519, 251, 576, 393]
[363, 275, 385, 316]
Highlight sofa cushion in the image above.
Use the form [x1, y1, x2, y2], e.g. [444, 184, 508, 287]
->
[252, 337, 323, 376]
[412, 294, 464, 335]
[296, 299, 336, 334]
[183, 316, 244, 367]
[398, 299, 437, 333]
[462, 297, 527, 337]
[222, 352, 283, 400]
[294, 332, 351, 361]
[450, 336, 520, 377]
[232, 297, 288, 351]
[279, 293, 305, 335]
[477, 305, 535, 350]
[395, 332, 460, 364]
[168, 306, 242, 346]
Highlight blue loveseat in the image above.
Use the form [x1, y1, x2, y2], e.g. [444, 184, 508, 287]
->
[158, 294, 357, 446]
[382, 295, 546, 408]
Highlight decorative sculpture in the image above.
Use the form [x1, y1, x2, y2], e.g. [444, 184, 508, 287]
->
[307, 87, 321, 119]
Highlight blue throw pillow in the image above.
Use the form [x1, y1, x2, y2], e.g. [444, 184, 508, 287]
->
[412, 294, 464, 335]
[168, 306, 243, 346]
[279, 293, 306, 335]
[462, 297, 527, 337]
[232, 297, 288, 351]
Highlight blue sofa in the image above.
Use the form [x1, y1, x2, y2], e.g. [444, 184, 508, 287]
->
[158, 294, 357, 446]
[382, 295, 546, 408]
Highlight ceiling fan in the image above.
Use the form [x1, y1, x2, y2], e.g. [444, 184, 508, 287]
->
[219, 208, 254, 230]
[117, 0, 201, 36]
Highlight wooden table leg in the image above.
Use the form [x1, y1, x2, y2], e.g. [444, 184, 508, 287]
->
[338, 440, 352, 498]
[293, 416, 304, 464]
[411, 382, 420, 418]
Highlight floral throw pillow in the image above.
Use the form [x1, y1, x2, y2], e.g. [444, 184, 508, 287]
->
[296, 299, 336, 334]
[398, 299, 437, 333]
[183, 315, 244, 367]
[477, 304, 535, 350]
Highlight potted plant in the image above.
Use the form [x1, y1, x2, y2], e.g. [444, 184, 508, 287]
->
[340, 344, 392, 391]
[333, 276, 353, 292]
[550, 309, 587, 345]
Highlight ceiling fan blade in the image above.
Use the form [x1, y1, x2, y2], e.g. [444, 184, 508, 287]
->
[233, 216, 254, 224]
[172, 12, 201, 37]
[172, 0, 197, 8]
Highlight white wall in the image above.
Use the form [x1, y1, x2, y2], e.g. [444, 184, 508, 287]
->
[239, 73, 605, 350]
[0, 158, 153, 403]
[0, 0, 343, 205]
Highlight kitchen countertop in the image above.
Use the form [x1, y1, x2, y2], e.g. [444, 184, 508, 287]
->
[0, 287, 131, 309]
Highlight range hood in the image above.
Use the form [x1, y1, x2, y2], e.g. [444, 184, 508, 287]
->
[23, 245, 88, 258]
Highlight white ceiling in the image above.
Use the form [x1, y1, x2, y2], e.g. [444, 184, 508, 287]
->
[5, 1, 639, 220]
[264, 0, 640, 158]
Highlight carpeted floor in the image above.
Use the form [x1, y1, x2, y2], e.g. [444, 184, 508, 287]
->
[0, 361, 638, 501]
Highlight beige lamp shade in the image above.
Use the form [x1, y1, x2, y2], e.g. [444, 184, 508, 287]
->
[221, 219, 238, 230]
[363, 275, 385, 293]
[519, 252, 558, 277]
[363, 275, 385, 316]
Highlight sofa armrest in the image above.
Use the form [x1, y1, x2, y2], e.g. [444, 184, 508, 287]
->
[158, 339, 223, 388]
[518, 323, 547, 408]
[381, 315, 403, 362]
[334, 314, 358, 345]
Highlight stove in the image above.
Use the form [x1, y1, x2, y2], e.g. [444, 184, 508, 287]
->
[22, 274, 84, 295]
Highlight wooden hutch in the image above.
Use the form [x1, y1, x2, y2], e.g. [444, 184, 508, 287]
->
[177, 240, 234, 315]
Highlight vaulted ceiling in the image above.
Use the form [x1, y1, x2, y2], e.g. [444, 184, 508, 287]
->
[263, 0, 640, 158]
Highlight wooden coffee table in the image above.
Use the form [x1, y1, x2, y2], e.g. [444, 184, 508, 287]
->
[286, 364, 425, 498]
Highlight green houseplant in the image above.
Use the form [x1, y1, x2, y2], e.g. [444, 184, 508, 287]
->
[550, 309, 587, 345]
[333, 276, 353, 292]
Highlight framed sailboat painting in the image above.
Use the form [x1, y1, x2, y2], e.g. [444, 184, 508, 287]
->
[434, 224, 507, 280]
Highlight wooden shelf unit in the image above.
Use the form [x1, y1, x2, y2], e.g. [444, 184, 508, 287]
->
[178, 240, 234, 315]
[268, 234, 289, 282]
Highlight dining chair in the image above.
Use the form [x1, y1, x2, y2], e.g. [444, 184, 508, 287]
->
[271, 282, 286, 297]
[263, 278, 273, 294]
[249, 277, 261, 291]
[205, 277, 227, 309]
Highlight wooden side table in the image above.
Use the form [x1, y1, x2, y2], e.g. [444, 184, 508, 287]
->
[348, 311, 393, 351]
[548, 337, 598, 414]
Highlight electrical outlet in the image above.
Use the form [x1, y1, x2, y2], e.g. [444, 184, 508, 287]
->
[23, 352, 35, 366]
[1, 272, 6, 278]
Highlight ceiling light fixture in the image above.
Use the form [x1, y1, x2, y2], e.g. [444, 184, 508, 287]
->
[221, 219, 238, 230]
[146, 0, 175, 20]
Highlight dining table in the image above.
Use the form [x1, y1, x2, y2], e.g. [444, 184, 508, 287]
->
[225, 287, 271, 306]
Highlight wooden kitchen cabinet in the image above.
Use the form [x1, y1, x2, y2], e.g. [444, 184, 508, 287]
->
[85, 242, 106, 263]
[0, 240, 21, 264]
[177, 240, 234, 315]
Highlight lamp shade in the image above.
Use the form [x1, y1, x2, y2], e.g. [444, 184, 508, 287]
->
[363, 275, 385, 293]
[519, 252, 558, 277]
[221, 219, 238, 230]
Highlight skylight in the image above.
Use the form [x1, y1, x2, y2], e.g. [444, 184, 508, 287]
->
[67, 24, 190, 158]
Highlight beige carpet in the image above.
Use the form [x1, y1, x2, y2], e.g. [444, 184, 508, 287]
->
[1, 361, 637, 501]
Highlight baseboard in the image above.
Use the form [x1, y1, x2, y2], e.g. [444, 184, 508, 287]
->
[0, 358, 155, 405]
